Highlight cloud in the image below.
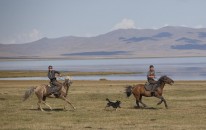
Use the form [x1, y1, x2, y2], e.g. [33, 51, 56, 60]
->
[7, 29, 43, 44]
[112, 18, 136, 30]
[194, 25, 204, 29]
[17, 29, 43, 43]
[163, 24, 169, 27]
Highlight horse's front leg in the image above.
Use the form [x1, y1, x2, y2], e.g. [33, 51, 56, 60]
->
[156, 96, 168, 109]
[157, 99, 163, 105]
[61, 96, 76, 110]
[43, 101, 52, 110]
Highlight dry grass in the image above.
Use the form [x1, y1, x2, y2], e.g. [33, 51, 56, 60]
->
[0, 80, 206, 130]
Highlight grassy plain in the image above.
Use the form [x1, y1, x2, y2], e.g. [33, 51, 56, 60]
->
[0, 79, 206, 130]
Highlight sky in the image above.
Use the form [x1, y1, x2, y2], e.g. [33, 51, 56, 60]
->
[0, 0, 206, 44]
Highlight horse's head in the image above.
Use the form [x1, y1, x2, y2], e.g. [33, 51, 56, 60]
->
[159, 75, 174, 85]
[64, 76, 73, 85]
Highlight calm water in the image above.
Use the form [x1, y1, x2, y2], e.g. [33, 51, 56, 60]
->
[0, 57, 206, 80]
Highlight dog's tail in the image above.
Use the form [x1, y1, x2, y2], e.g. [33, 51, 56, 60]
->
[125, 85, 133, 97]
[106, 98, 111, 102]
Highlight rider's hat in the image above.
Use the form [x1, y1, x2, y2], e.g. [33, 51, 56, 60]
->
[48, 65, 53, 69]
[149, 65, 154, 68]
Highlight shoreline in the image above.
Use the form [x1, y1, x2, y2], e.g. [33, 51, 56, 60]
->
[0, 79, 205, 82]
[0, 70, 140, 78]
[0, 70, 205, 81]
[0, 79, 206, 83]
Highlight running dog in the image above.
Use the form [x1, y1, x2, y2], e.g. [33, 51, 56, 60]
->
[105, 98, 121, 110]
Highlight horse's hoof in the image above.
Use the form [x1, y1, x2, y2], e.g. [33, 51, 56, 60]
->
[38, 107, 45, 111]
[134, 106, 141, 109]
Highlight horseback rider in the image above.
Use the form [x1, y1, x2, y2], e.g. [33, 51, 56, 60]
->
[147, 65, 158, 96]
[47, 65, 62, 95]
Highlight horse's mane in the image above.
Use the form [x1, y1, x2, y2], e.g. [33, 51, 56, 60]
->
[158, 75, 167, 81]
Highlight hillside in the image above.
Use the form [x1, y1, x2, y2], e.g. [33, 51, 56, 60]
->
[1, 26, 206, 58]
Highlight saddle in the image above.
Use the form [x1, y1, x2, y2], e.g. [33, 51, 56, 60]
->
[144, 82, 157, 91]
[47, 83, 60, 97]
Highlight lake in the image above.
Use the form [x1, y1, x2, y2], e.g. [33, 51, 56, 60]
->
[0, 57, 206, 80]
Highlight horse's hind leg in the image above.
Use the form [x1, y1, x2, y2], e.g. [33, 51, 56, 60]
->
[134, 94, 141, 108]
[136, 100, 140, 108]
[37, 101, 44, 111]
[36, 93, 47, 111]
[36, 93, 44, 111]
[42, 96, 52, 110]
[139, 95, 147, 108]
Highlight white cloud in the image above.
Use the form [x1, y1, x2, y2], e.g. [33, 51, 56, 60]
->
[194, 25, 203, 29]
[8, 29, 43, 44]
[152, 26, 158, 30]
[112, 18, 137, 30]
[163, 24, 169, 27]
[180, 24, 188, 27]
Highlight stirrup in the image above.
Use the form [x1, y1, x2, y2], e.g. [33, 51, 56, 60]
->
[151, 92, 155, 96]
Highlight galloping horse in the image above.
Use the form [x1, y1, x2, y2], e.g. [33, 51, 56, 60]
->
[23, 76, 76, 111]
[125, 75, 174, 109]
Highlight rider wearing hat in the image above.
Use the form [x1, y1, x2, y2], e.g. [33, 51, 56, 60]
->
[147, 65, 158, 96]
[48, 65, 62, 95]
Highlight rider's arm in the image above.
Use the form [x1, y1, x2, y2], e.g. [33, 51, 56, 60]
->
[147, 71, 155, 79]
[54, 70, 61, 77]
[48, 71, 52, 79]
[148, 75, 155, 78]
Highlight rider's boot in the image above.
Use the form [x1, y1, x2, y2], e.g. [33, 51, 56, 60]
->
[52, 87, 58, 93]
[48, 87, 54, 94]
[151, 91, 155, 96]
[151, 84, 157, 96]
[52, 87, 61, 97]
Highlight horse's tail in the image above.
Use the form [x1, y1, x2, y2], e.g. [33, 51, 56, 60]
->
[22, 87, 36, 101]
[125, 85, 133, 97]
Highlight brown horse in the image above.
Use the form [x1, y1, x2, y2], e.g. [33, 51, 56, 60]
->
[125, 75, 174, 109]
[23, 76, 76, 111]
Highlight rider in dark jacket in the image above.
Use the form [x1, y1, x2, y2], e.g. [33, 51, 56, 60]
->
[48, 65, 62, 95]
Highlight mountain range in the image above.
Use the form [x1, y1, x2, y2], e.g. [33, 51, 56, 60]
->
[1, 26, 206, 59]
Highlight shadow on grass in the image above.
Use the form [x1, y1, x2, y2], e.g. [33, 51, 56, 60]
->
[0, 98, 6, 100]
[132, 106, 161, 110]
[24, 108, 75, 112]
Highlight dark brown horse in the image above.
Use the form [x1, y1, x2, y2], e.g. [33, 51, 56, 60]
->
[125, 75, 174, 109]
[23, 76, 76, 111]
